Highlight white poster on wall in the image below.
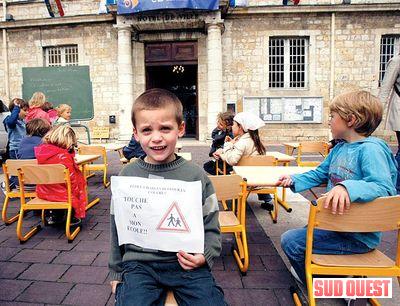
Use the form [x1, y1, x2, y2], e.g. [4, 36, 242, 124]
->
[111, 176, 204, 254]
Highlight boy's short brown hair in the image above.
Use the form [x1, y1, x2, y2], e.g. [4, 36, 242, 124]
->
[9, 98, 29, 112]
[26, 118, 51, 137]
[44, 125, 77, 150]
[218, 111, 234, 128]
[329, 90, 383, 137]
[131, 88, 183, 127]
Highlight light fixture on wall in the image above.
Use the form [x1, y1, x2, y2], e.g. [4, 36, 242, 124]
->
[172, 65, 185, 74]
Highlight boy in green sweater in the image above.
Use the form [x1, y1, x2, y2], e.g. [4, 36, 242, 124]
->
[109, 88, 226, 306]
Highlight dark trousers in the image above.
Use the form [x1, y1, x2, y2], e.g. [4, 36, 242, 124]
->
[8, 149, 18, 189]
[115, 261, 226, 306]
[203, 160, 232, 176]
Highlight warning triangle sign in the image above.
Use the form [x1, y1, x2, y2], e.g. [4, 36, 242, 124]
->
[156, 202, 190, 233]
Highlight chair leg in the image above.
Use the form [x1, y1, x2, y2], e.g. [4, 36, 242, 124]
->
[17, 208, 41, 243]
[270, 194, 278, 224]
[2, 195, 19, 225]
[221, 200, 228, 211]
[65, 208, 80, 242]
[233, 230, 249, 274]
[103, 168, 110, 188]
[306, 272, 315, 306]
[369, 298, 380, 306]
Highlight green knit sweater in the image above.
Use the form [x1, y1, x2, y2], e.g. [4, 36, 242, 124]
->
[109, 156, 221, 281]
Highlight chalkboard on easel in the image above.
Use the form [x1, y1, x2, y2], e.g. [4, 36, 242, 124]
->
[22, 66, 94, 121]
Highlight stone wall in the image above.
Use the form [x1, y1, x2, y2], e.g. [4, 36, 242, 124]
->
[4, 0, 100, 20]
[222, 10, 400, 142]
[0, 22, 119, 142]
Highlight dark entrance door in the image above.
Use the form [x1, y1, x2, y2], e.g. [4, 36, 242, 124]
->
[145, 42, 198, 138]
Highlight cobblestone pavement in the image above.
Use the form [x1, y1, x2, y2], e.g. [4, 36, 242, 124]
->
[0, 142, 398, 305]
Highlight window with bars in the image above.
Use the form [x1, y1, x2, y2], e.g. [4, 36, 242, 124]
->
[379, 35, 400, 85]
[44, 45, 79, 67]
[269, 37, 309, 89]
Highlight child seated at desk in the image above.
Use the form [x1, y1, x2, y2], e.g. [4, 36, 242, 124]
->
[18, 118, 51, 159]
[213, 112, 274, 210]
[278, 90, 397, 284]
[34, 125, 86, 226]
[203, 111, 234, 175]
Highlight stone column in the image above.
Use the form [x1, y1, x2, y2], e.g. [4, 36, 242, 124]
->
[206, 22, 224, 137]
[117, 25, 134, 141]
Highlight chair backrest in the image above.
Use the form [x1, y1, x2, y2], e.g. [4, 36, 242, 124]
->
[209, 174, 247, 224]
[78, 145, 107, 162]
[209, 174, 245, 201]
[18, 164, 69, 185]
[298, 141, 329, 156]
[311, 196, 400, 232]
[237, 155, 277, 166]
[4, 159, 37, 176]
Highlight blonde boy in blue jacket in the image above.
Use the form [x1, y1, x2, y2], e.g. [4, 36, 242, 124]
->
[278, 91, 397, 283]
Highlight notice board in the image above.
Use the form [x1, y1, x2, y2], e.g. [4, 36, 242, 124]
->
[22, 66, 94, 121]
[242, 96, 323, 123]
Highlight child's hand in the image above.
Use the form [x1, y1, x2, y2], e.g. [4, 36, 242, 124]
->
[213, 149, 222, 159]
[225, 135, 232, 142]
[177, 251, 206, 270]
[323, 185, 350, 215]
[110, 280, 120, 294]
[277, 174, 293, 187]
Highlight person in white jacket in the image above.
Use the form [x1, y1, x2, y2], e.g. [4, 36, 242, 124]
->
[213, 112, 274, 210]
[378, 52, 400, 193]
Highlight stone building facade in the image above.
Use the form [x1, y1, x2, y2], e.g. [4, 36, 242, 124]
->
[0, 0, 399, 143]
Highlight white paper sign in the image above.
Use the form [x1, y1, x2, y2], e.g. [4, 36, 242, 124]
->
[111, 176, 204, 254]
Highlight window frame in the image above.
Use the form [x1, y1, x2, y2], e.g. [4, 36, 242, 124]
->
[44, 45, 79, 67]
[268, 36, 309, 90]
[379, 35, 400, 86]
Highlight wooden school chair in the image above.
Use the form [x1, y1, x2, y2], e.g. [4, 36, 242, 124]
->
[236, 155, 282, 223]
[296, 141, 329, 167]
[215, 159, 227, 176]
[299, 196, 400, 306]
[78, 145, 110, 188]
[16, 164, 81, 243]
[209, 174, 249, 274]
[2, 159, 37, 225]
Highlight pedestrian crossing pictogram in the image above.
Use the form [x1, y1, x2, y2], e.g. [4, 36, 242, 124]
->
[156, 202, 190, 233]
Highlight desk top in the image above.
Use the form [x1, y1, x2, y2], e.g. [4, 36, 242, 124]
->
[82, 143, 125, 151]
[282, 142, 300, 149]
[177, 152, 192, 161]
[75, 154, 101, 165]
[233, 166, 315, 187]
[266, 151, 295, 162]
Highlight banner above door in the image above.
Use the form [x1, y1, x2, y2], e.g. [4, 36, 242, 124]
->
[117, 0, 219, 15]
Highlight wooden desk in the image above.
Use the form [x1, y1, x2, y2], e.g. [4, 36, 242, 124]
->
[75, 154, 101, 165]
[81, 143, 125, 152]
[176, 152, 192, 161]
[266, 151, 295, 166]
[282, 142, 300, 156]
[175, 142, 183, 152]
[233, 166, 314, 222]
[75, 154, 101, 210]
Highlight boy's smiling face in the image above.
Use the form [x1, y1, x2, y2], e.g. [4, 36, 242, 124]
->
[133, 105, 185, 164]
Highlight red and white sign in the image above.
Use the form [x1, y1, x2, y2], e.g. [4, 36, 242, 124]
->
[313, 278, 392, 299]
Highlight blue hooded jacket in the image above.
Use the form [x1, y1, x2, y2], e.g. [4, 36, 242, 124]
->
[291, 137, 397, 249]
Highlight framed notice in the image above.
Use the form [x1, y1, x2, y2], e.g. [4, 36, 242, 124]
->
[243, 96, 323, 124]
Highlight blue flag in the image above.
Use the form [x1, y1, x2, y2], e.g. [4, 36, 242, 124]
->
[117, 0, 219, 15]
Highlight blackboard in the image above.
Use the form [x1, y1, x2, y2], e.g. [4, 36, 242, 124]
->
[22, 66, 94, 120]
[242, 96, 323, 124]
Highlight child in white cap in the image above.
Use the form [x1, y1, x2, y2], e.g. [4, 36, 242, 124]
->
[213, 112, 273, 210]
